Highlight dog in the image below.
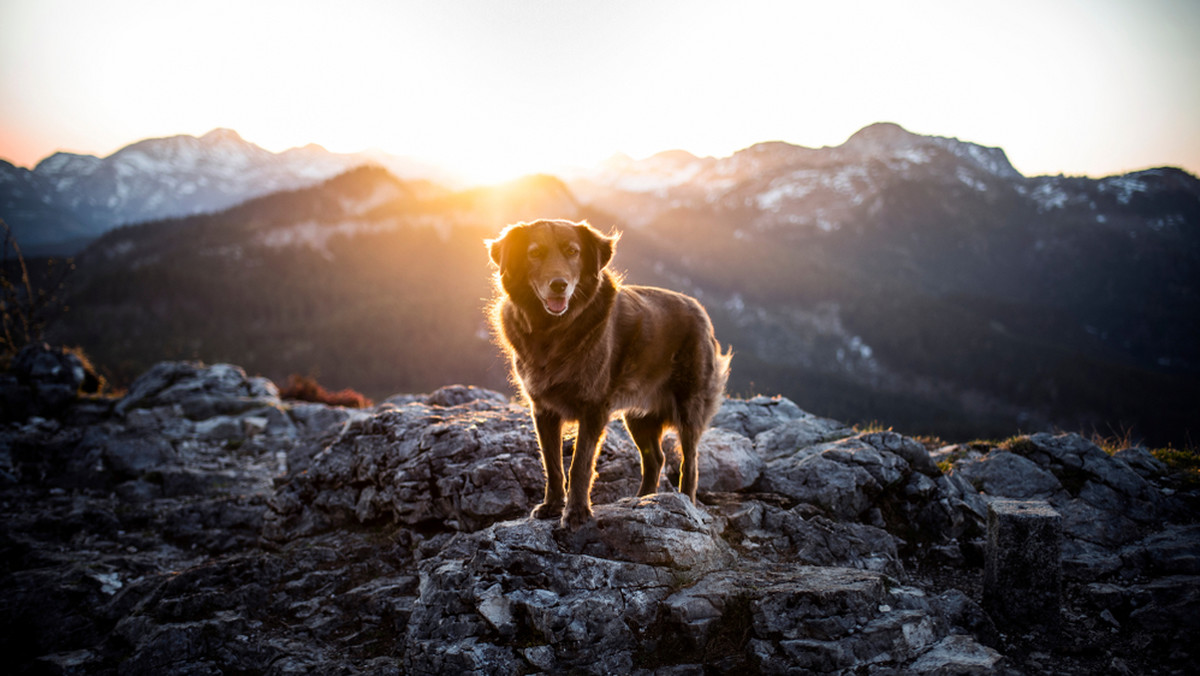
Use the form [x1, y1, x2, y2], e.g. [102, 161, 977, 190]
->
[487, 219, 731, 530]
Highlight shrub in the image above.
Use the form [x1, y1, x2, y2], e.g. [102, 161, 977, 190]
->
[1153, 446, 1200, 489]
[1, 218, 74, 368]
[280, 373, 373, 408]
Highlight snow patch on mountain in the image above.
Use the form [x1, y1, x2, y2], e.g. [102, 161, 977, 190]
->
[723, 297, 883, 377]
[1100, 175, 1149, 205]
[1031, 183, 1069, 211]
[956, 167, 988, 192]
[756, 177, 817, 211]
[257, 219, 399, 260]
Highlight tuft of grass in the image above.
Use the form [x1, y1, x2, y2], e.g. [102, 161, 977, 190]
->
[913, 434, 948, 451]
[1153, 446, 1200, 489]
[1089, 428, 1137, 456]
[64, 345, 109, 395]
[854, 420, 893, 434]
[998, 435, 1039, 456]
[280, 373, 373, 408]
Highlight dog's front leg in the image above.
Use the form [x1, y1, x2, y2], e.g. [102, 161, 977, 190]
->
[531, 409, 566, 519]
[562, 410, 606, 531]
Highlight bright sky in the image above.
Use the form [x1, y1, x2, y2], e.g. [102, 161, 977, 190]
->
[1, 0, 1198, 184]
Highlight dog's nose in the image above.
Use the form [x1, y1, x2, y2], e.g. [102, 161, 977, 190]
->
[550, 279, 568, 294]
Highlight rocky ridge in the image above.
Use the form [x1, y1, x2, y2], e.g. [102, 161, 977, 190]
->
[1, 351, 1197, 674]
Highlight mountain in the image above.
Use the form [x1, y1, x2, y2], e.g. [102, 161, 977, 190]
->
[0, 129, 453, 254]
[571, 123, 1200, 444]
[39, 123, 1200, 447]
[47, 166, 601, 399]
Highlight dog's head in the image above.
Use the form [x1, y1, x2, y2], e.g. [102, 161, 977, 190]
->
[487, 219, 616, 317]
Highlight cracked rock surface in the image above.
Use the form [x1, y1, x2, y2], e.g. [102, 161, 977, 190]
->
[1, 361, 1197, 674]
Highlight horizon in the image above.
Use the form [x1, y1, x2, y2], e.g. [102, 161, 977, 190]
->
[4, 121, 1198, 187]
[2, 1, 1200, 183]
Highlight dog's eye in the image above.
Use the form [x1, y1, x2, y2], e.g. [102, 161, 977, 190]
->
[563, 245, 580, 258]
[528, 246, 545, 259]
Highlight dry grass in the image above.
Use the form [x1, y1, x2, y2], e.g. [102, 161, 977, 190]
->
[280, 374, 373, 408]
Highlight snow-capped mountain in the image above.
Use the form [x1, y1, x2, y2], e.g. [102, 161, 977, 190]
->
[14, 121, 1200, 446]
[563, 122, 1199, 444]
[0, 129, 451, 253]
[566, 122, 1195, 238]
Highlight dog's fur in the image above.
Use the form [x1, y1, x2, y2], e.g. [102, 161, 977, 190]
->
[487, 219, 731, 530]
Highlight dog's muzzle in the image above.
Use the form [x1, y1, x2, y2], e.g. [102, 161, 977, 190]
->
[537, 278, 573, 316]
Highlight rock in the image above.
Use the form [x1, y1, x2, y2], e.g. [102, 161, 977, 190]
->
[697, 427, 762, 492]
[567, 492, 733, 571]
[752, 415, 853, 460]
[11, 343, 89, 390]
[714, 499, 902, 574]
[99, 432, 178, 477]
[759, 437, 883, 520]
[115, 361, 280, 420]
[263, 397, 548, 539]
[1119, 524, 1200, 576]
[757, 430, 984, 546]
[949, 433, 1184, 576]
[908, 634, 1005, 674]
[404, 515, 677, 675]
[286, 401, 359, 436]
[407, 510, 964, 675]
[3, 343, 100, 420]
[422, 384, 509, 408]
[1061, 537, 1123, 579]
[1126, 575, 1200, 641]
[710, 395, 808, 439]
[983, 499, 1062, 631]
[4, 362, 1199, 675]
[1113, 446, 1169, 479]
[265, 395, 743, 541]
[663, 566, 960, 674]
[955, 451, 1062, 499]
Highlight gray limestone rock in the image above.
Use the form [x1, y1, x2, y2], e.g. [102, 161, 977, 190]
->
[116, 361, 280, 420]
[4, 364, 1198, 675]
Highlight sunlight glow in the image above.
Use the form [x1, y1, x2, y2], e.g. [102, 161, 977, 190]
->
[2, 0, 1198, 181]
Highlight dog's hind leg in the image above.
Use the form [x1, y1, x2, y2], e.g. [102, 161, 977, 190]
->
[677, 422, 703, 504]
[531, 409, 566, 519]
[562, 409, 607, 530]
[624, 413, 666, 496]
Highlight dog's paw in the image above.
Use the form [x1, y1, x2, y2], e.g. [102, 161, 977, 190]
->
[560, 505, 592, 532]
[530, 501, 564, 520]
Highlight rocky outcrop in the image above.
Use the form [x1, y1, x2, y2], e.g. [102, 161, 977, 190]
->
[1, 342, 102, 421]
[1, 360, 1197, 674]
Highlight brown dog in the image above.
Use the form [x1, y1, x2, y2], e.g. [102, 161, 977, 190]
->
[487, 219, 731, 530]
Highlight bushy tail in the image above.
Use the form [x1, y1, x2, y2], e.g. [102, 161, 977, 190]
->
[706, 341, 733, 424]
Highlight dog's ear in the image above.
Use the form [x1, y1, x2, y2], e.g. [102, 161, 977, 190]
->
[486, 236, 504, 269]
[577, 222, 618, 273]
[486, 224, 524, 275]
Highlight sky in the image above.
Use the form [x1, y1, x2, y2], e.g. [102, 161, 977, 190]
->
[1, 0, 1198, 184]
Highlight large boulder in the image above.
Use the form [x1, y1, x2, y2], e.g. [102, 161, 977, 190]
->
[264, 393, 553, 540]
[2, 343, 100, 420]
[759, 430, 986, 544]
[713, 394, 850, 443]
[115, 361, 280, 420]
[944, 433, 1188, 578]
[403, 493, 992, 675]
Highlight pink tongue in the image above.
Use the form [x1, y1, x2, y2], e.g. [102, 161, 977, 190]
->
[546, 297, 568, 314]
